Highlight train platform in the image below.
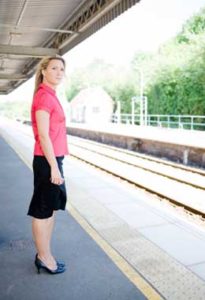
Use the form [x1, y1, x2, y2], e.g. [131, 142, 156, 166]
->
[67, 122, 205, 167]
[0, 129, 148, 299]
[68, 122, 205, 149]
[1, 119, 205, 299]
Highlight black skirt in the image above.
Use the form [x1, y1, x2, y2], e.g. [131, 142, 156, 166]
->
[27, 155, 67, 219]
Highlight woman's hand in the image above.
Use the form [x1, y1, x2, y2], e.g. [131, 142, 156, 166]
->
[51, 166, 64, 185]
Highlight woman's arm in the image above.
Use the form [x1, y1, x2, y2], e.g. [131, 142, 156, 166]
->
[36, 110, 64, 185]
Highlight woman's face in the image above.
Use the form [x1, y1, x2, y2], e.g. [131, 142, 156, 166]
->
[42, 59, 65, 88]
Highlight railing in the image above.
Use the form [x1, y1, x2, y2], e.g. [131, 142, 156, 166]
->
[111, 114, 205, 130]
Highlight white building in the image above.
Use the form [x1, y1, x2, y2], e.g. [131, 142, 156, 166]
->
[70, 87, 114, 124]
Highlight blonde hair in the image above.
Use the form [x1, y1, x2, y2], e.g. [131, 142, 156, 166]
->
[34, 55, 66, 94]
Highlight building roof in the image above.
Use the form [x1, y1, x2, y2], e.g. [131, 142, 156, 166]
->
[70, 86, 113, 106]
[0, 0, 140, 95]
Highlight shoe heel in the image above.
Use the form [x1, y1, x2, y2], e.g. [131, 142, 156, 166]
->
[35, 257, 41, 274]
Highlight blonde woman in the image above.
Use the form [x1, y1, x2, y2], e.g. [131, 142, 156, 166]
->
[27, 55, 69, 274]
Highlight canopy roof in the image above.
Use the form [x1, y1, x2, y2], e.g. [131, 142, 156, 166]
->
[0, 0, 140, 94]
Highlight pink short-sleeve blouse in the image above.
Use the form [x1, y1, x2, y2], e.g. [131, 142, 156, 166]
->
[31, 83, 69, 156]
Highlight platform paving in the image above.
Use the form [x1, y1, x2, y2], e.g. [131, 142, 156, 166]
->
[0, 135, 147, 300]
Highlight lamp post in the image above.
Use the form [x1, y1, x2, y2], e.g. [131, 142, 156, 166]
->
[137, 67, 148, 126]
[131, 67, 147, 126]
[139, 68, 144, 126]
[131, 96, 136, 125]
[116, 100, 121, 123]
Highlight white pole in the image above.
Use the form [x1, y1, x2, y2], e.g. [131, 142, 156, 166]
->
[117, 100, 121, 123]
[139, 69, 144, 126]
[144, 96, 147, 126]
[131, 97, 135, 125]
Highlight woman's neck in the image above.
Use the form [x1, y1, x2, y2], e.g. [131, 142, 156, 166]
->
[42, 80, 57, 91]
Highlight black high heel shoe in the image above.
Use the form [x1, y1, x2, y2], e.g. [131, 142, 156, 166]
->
[35, 254, 66, 274]
[35, 253, 65, 268]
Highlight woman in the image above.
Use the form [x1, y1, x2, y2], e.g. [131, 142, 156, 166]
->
[27, 55, 69, 274]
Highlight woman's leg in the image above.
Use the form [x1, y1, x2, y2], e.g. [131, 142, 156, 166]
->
[48, 211, 55, 245]
[32, 213, 57, 270]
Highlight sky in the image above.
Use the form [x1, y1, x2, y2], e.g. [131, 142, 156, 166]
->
[64, 0, 205, 70]
[1, 0, 205, 102]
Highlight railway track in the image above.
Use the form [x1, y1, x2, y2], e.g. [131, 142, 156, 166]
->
[67, 135, 205, 217]
[68, 135, 205, 188]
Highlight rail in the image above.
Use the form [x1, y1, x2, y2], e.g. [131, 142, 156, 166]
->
[111, 114, 205, 130]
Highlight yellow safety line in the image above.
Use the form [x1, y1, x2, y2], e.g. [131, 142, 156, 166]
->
[1, 131, 162, 300]
[67, 203, 162, 300]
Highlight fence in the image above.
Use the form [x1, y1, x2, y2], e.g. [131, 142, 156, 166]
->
[111, 114, 205, 131]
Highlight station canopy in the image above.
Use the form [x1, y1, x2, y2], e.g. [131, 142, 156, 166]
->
[0, 0, 140, 94]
